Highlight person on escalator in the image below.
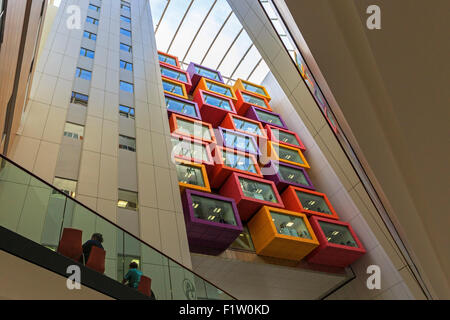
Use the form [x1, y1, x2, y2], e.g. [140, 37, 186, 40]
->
[80, 233, 104, 264]
[122, 261, 143, 289]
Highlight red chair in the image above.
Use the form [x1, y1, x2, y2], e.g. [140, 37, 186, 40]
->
[137, 275, 152, 297]
[57, 228, 83, 261]
[86, 246, 106, 274]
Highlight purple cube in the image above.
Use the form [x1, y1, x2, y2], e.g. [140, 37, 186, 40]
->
[181, 189, 244, 255]
[245, 105, 288, 129]
[164, 93, 202, 121]
[263, 161, 315, 192]
[186, 62, 225, 93]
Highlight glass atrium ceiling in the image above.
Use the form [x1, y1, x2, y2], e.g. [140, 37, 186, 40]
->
[150, 0, 270, 85]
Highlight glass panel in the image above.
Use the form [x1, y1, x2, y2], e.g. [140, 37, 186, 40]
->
[223, 131, 257, 154]
[63, 122, 84, 140]
[295, 191, 333, 215]
[271, 211, 312, 239]
[159, 54, 177, 66]
[160, 66, 187, 82]
[277, 130, 300, 146]
[255, 109, 283, 126]
[203, 93, 232, 111]
[243, 82, 266, 96]
[278, 165, 309, 186]
[166, 97, 197, 117]
[53, 177, 77, 198]
[195, 66, 221, 81]
[118, 189, 138, 211]
[242, 92, 266, 108]
[319, 221, 358, 247]
[229, 226, 255, 252]
[221, 150, 257, 173]
[278, 145, 304, 164]
[163, 80, 184, 96]
[232, 117, 262, 136]
[191, 195, 237, 226]
[172, 139, 209, 162]
[239, 177, 277, 202]
[175, 163, 205, 187]
[176, 118, 211, 141]
[205, 81, 232, 97]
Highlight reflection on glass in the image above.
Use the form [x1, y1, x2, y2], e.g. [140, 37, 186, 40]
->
[195, 66, 221, 81]
[204, 93, 232, 111]
[279, 165, 309, 185]
[118, 189, 138, 211]
[176, 163, 205, 187]
[242, 93, 266, 108]
[239, 177, 277, 203]
[319, 221, 358, 247]
[295, 191, 332, 215]
[159, 53, 177, 67]
[229, 226, 255, 252]
[53, 177, 77, 198]
[160, 66, 187, 82]
[166, 97, 198, 117]
[278, 145, 303, 164]
[163, 79, 184, 96]
[172, 138, 209, 162]
[176, 118, 211, 140]
[222, 150, 257, 173]
[276, 130, 300, 146]
[206, 81, 232, 97]
[243, 83, 266, 96]
[271, 211, 312, 239]
[223, 131, 257, 154]
[255, 109, 283, 126]
[191, 195, 237, 226]
[232, 118, 262, 136]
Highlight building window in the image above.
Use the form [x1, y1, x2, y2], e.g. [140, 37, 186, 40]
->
[318, 221, 358, 247]
[160, 66, 187, 82]
[53, 177, 77, 198]
[120, 43, 132, 53]
[232, 117, 263, 136]
[70, 91, 89, 106]
[0, 0, 7, 47]
[86, 16, 99, 25]
[165, 96, 198, 118]
[191, 194, 237, 226]
[255, 109, 283, 127]
[194, 66, 220, 81]
[120, 81, 134, 93]
[119, 105, 135, 119]
[203, 93, 232, 111]
[222, 150, 257, 173]
[75, 67, 92, 80]
[118, 189, 138, 211]
[271, 211, 312, 239]
[80, 47, 95, 59]
[158, 53, 177, 67]
[162, 79, 184, 96]
[120, 60, 133, 71]
[83, 30, 97, 41]
[119, 135, 136, 152]
[121, 3, 131, 12]
[175, 162, 206, 187]
[88, 4, 100, 12]
[120, 28, 131, 37]
[205, 80, 233, 98]
[120, 15, 131, 23]
[63, 122, 84, 140]
[242, 93, 266, 108]
[238, 177, 278, 203]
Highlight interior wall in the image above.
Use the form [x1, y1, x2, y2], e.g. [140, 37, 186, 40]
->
[227, 0, 422, 299]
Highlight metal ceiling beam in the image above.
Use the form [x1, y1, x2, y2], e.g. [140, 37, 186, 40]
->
[154, 0, 171, 33]
[227, 44, 253, 83]
[246, 57, 263, 81]
[166, 0, 194, 53]
[200, 11, 233, 65]
[181, 0, 218, 62]
[216, 27, 243, 70]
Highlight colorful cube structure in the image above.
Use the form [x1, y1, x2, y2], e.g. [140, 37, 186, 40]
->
[281, 186, 339, 220]
[266, 124, 306, 151]
[169, 113, 215, 144]
[233, 78, 271, 102]
[219, 173, 284, 221]
[192, 89, 237, 127]
[160, 63, 192, 93]
[234, 89, 272, 115]
[165, 93, 202, 120]
[245, 106, 288, 129]
[306, 216, 366, 267]
[263, 161, 315, 192]
[193, 77, 237, 105]
[162, 76, 188, 99]
[248, 206, 319, 261]
[266, 141, 310, 169]
[186, 62, 224, 93]
[220, 113, 267, 141]
[181, 189, 244, 255]
[158, 51, 181, 68]
[216, 127, 260, 156]
[171, 134, 214, 171]
[175, 160, 211, 193]
[209, 146, 262, 189]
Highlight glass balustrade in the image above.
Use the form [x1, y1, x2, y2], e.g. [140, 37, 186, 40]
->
[0, 155, 234, 300]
